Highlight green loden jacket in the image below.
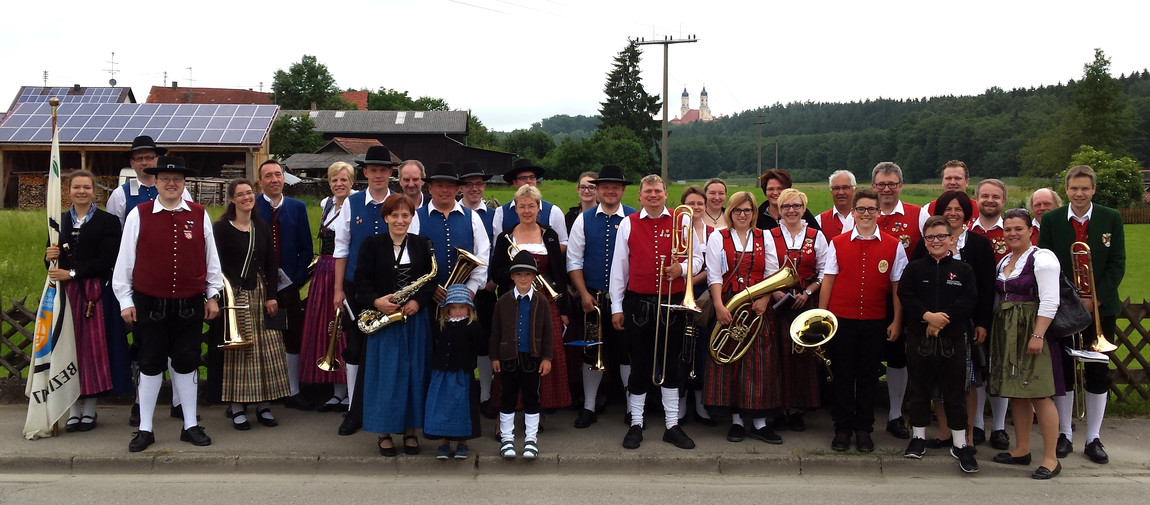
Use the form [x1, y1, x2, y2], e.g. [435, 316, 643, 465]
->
[1037, 203, 1126, 317]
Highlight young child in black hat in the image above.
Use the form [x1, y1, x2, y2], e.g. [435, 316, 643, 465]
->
[490, 251, 553, 459]
[424, 284, 485, 460]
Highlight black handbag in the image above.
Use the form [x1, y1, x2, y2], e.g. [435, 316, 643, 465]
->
[1047, 276, 1091, 340]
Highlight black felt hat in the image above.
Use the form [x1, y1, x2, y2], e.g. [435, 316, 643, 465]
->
[590, 164, 631, 185]
[509, 250, 539, 274]
[143, 155, 198, 177]
[356, 145, 400, 167]
[502, 159, 545, 184]
[423, 162, 461, 184]
[458, 161, 493, 181]
[127, 135, 167, 157]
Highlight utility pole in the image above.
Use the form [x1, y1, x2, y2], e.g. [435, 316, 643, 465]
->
[636, 34, 697, 181]
[753, 114, 768, 178]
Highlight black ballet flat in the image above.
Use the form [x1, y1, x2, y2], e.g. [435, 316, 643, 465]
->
[256, 408, 278, 428]
[1032, 462, 1061, 480]
[403, 434, 420, 455]
[992, 452, 1032, 465]
[378, 435, 397, 457]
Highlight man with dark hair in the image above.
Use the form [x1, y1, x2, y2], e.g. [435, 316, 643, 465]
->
[1038, 165, 1125, 465]
[398, 160, 430, 209]
[254, 159, 314, 410]
[492, 159, 569, 250]
[918, 160, 971, 231]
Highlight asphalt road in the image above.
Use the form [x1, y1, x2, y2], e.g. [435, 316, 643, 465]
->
[1, 472, 1147, 505]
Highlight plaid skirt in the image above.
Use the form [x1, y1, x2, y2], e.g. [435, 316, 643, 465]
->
[222, 281, 291, 403]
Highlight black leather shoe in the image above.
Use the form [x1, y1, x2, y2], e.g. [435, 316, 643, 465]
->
[128, 403, 140, 427]
[479, 400, 497, 420]
[832, 431, 852, 451]
[726, 423, 746, 442]
[170, 405, 202, 421]
[787, 413, 806, 432]
[1056, 434, 1073, 458]
[378, 435, 397, 457]
[282, 394, 314, 411]
[663, 425, 695, 449]
[1032, 462, 1061, 479]
[317, 396, 347, 413]
[65, 416, 81, 433]
[574, 408, 598, 429]
[1084, 438, 1109, 464]
[855, 430, 875, 452]
[992, 452, 1032, 465]
[403, 435, 420, 455]
[338, 414, 361, 436]
[886, 417, 909, 439]
[904, 438, 926, 459]
[622, 424, 644, 449]
[695, 414, 718, 427]
[972, 427, 986, 445]
[989, 429, 1010, 450]
[772, 414, 789, 432]
[748, 426, 783, 445]
[128, 430, 154, 452]
[180, 426, 211, 446]
[256, 408, 278, 428]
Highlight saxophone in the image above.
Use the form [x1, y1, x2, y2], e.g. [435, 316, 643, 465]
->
[357, 254, 438, 334]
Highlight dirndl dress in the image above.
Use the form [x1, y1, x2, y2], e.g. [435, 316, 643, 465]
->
[222, 279, 292, 403]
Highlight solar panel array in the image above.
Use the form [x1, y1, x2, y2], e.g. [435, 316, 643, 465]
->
[0, 102, 278, 145]
[17, 87, 126, 104]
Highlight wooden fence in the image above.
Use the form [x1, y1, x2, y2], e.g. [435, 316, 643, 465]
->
[1118, 207, 1150, 224]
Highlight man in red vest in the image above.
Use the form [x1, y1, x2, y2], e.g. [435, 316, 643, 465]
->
[610, 174, 702, 451]
[113, 156, 222, 452]
[818, 188, 907, 452]
[917, 160, 971, 232]
[815, 170, 856, 240]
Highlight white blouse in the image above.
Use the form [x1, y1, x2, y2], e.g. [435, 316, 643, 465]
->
[996, 246, 1061, 319]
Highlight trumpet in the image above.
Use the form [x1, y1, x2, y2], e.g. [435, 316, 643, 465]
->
[789, 308, 838, 380]
[508, 241, 562, 300]
[653, 205, 701, 386]
[218, 276, 252, 350]
[316, 306, 344, 372]
[585, 305, 606, 371]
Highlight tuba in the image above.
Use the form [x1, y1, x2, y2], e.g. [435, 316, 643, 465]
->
[709, 266, 799, 364]
[789, 308, 838, 380]
[217, 276, 252, 350]
[358, 255, 438, 334]
[652, 205, 702, 386]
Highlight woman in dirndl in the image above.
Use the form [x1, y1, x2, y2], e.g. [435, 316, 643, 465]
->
[45, 170, 132, 433]
[766, 188, 829, 432]
[490, 184, 570, 411]
[989, 208, 1064, 479]
[706, 191, 784, 445]
[299, 161, 355, 412]
[353, 194, 437, 457]
[211, 179, 291, 430]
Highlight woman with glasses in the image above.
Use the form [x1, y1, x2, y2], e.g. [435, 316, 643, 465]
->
[706, 191, 784, 445]
[677, 186, 716, 426]
[765, 188, 828, 432]
[565, 171, 599, 232]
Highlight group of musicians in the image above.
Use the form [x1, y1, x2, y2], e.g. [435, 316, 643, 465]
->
[49, 137, 1126, 477]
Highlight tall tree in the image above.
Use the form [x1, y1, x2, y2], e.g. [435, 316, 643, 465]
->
[271, 55, 352, 110]
[598, 41, 661, 163]
[1073, 48, 1134, 155]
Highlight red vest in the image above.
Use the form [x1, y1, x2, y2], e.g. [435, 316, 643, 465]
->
[625, 211, 685, 295]
[771, 226, 820, 283]
[133, 201, 209, 299]
[817, 209, 847, 240]
[876, 202, 921, 252]
[969, 221, 1008, 262]
[828, 232, 900, 320]
[719, 228, 765, 293]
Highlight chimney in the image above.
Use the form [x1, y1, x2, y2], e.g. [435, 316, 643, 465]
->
[310, 101, 317, 111]
[72, 84, 81, 92]
[171, 81, 178, 90]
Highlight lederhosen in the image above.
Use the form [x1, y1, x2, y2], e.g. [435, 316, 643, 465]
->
[770, 226, 822, 410]
[622, 212, 686, 396]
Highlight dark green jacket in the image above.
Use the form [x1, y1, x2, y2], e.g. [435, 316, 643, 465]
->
[1037, 204, 1126, 317]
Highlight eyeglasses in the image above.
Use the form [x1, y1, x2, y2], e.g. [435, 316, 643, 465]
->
[157, 175, 184, 184]
[873, 182, 901, 189]
[131, 155, 157, 162]
[779, 203, 804, 211]
[830, 185, 855, 192]
[731, 208, 754, 216]
[578, 185, 596, 192]
[923, 234, 950, 243]
[853, 206, 879, 214]
[462, 182, 486, 189]
[516, 174, 538, 182]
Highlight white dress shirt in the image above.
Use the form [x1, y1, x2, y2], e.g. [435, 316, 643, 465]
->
[608, 207, 705, 314]
[493, 200, 570, 246]
[823, 227, 908, 282]
[566, 203, 628, 273]
[411, 200, 492, 294]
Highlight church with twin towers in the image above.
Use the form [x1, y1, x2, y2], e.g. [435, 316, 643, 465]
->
[672, 86, 716, 124]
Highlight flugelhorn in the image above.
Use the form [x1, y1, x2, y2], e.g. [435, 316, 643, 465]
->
[316, 306, 343, 372]
[218, 276, 252, 349]
[709, 266, 799, 364]
[508, 241, 561, 300]
[653, 205, 701, 386]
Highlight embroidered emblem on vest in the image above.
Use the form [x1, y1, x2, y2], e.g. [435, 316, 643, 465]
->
[878, 259, 889, 274]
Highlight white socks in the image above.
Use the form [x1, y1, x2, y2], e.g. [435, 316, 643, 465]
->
[911, 426, 927, 439]
[524, 413, 540, 442]
[82, 397, 97, 417]
[137, 373, 162, 432]
[168, 359, 181, 407]
[974, 385, 987, 429]
[582, 368, 603, 411]
[286, 353, 301, 396]
[629, 392, 646, 427]
[951, 429, 967, 448]
[68, 401, 82, 419]
[345, 364, 359, 406]
[499, 412, 515, 443]
[990, 396, 1009, 431]
[752, 417, 767, 430]
[620, 364, 632, 414]
[333, 383, 348, 402]
[1085, 392, 1107, 442]
[660, 387, 679, 429]
[695, 392, 710, 419]
[170, 371, 198, 429]
[887, 366, 908, 420]
[231, 403, 247, 424]
[477, 356, 493, 402]
[1054, 391, 1074, 439]
[731, 413, 744, 426]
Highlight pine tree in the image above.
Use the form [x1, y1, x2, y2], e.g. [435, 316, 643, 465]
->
[598, 41, 661, 164]
[1072, 48, 1134, 155]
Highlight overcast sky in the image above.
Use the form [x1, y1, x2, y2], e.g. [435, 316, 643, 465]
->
[4, 0, 1149, 131]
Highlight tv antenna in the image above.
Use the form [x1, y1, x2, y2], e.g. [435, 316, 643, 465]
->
[104, 52, 119, 86]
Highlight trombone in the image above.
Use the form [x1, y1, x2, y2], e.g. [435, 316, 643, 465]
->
[218, 277, 252, 350]
[1069, 241, 1118, 418]
[653, 205, 702, 386]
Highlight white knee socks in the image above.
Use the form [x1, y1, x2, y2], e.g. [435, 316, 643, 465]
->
[1085, 392, 1107, 442]
[629, 392, 646, 427]
[974, 385, 987, 429]
[524, 413, 540, 442]
[1054, 391, 1074, 439]
[345, 363, 359, 406]
[990, 396, 1009, 431]
[660, 387, 679, 429]
[171, 371, 198, 429]
[582, 368, 603, 411]
[82, 397, 97, 417]
[168, 359, 180, 407]
[286, 353, 301, 396]
[499, 412, 515, 443]
[137, 373, 162, 432]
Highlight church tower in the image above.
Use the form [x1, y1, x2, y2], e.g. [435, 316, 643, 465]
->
[699, 86, 712, 121]
[680, 87, 689, 119]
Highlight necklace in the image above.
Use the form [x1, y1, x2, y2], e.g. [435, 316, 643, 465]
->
[705, 209, 722, 225]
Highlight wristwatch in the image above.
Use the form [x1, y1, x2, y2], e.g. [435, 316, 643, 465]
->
[68, 269, 76, 279]
[803, 288, 813, 296]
